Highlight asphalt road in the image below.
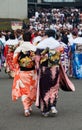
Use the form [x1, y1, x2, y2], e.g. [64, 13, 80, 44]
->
[0, 68, 82, 130]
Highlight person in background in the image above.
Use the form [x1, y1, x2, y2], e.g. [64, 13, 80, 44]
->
[4, 31, 18, 77]
[15, 29, 23, 41]
[0, 32, 5, 71]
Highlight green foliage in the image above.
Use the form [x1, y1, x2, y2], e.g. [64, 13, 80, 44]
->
[0, 18, 29, 31]
[0, 21, 11, 30]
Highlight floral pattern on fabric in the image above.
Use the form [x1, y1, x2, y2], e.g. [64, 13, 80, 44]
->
[18, 51, 35, 69]
[6, 52, 17, 72]
[12, 52, 37, 110]
[12, 70, 37, 101]
[40, 48, 60, 67]
[35, 48, 61, 113]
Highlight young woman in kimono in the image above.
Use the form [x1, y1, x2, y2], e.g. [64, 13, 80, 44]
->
[4, 31, 19, 78]
[12, 31, 37, 117]
[35, 29, 75, 117]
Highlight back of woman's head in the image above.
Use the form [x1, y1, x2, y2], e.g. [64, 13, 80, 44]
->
[45, 29, 56, 38]
[23, 31, 32, 41]
[9, 31, 15, 39]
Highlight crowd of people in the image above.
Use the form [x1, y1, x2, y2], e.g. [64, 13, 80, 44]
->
[1, 7, 82, 117]
[26, 7, 82, 78]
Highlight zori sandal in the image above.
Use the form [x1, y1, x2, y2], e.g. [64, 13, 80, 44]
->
[24, 110, 30, 117]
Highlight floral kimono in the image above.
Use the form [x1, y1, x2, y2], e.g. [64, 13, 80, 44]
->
[35, 39, 75, 116]
[5, 46, 17, 77]
[12, 42, 37, 116]
[5, 39, 19, 77]
[35, 47, 61, 114]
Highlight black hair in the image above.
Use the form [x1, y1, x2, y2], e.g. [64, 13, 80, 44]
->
[9, 31, 15, 39]
[72, 30, 78, 36]
[45, 29, 56, 38]
[23, 31, 32, 41]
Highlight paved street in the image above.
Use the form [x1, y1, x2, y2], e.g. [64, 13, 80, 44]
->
[0, 68, 82, 130]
